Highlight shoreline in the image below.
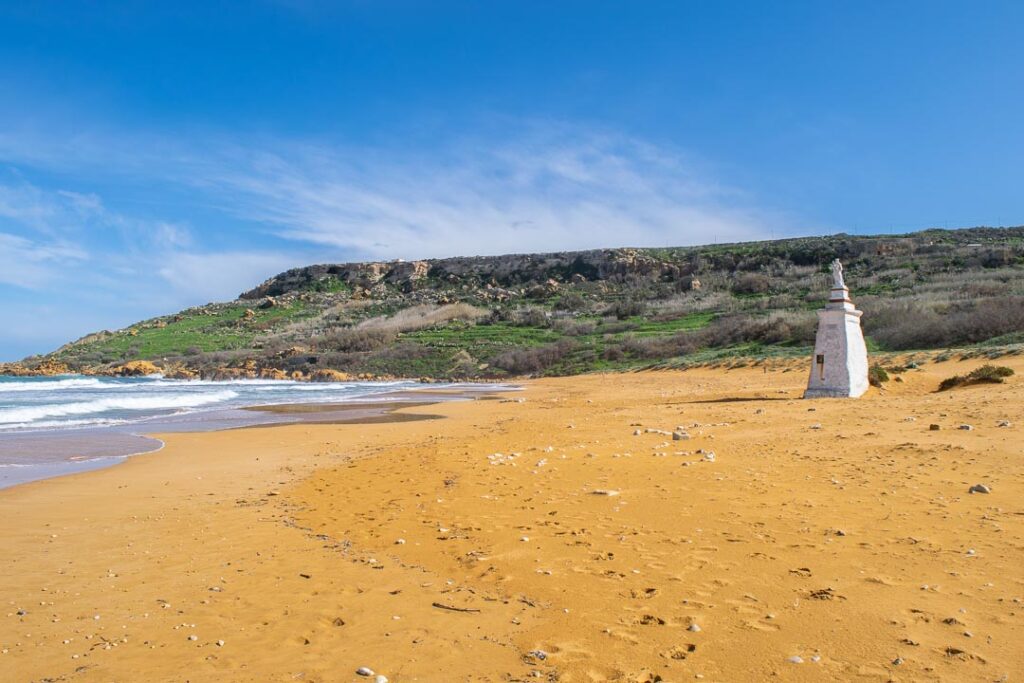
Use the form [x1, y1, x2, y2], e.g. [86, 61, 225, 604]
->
[0, 383, 514, 490]
[1, 360, 1021, 681]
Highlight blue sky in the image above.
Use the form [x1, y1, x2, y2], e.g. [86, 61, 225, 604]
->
[1, 1, 1023, 360]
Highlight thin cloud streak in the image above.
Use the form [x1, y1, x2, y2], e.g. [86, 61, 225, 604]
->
[202, 130, 781, 260]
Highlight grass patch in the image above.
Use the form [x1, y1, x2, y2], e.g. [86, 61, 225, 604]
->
[56, 302, 312, 361]
[938, 364, 1014, 391]
[627, 312, 716, 336]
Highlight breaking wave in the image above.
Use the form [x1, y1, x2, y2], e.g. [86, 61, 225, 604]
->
[0, 390, 239, 426]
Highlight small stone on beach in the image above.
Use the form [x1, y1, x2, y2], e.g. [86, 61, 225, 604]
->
[969, 484, 991, 494]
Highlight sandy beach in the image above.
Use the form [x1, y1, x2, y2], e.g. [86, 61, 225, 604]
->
[1, 358, 1022, 682]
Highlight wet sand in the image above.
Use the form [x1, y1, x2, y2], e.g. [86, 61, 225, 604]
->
[1, 358, 1022, 682]
[0, 387, 504, 489]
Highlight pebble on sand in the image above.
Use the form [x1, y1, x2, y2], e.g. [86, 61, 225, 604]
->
[787, 656, 804, 664]
[356, 667, 375, 676]
[968, 484, 991, 494]
[591, 489, 620, 496]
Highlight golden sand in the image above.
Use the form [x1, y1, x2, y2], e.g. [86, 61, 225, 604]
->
[1, 359, 1022, 682]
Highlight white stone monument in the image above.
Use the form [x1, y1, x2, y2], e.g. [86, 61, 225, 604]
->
[804, 259, 869, 398]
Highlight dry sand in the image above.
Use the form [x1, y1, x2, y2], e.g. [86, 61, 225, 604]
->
[1, 358, 1022, 682]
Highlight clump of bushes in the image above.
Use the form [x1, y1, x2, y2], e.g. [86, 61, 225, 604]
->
[553, 292, 587, 312]
[938, 364, 1014, 391]
[509, 306, 551, 328]
[868, 365, 890, 387]
[606, 297, 648, 320]
[700, 311, 816, 347]
[552, 318, 596, 336]
[356, 303, 487, 333]
[731, 273, 771, 295]
[863, 297, 1024, 350]
[318, 327, 395, 352]
[492, 339, 577, 375]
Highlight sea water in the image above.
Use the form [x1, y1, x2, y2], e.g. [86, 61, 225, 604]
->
[0, 374, 502, 488]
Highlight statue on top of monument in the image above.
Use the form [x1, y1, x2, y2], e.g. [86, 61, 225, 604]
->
[830, 259, 845, 289]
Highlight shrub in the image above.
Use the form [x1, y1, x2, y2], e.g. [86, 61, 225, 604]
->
[553, 292, 587, 312]
[552, 319, 596, 336]
[938, 364, 1014, 391]
[732, 273, 771, 295]
[863, 297, 1024, 350]
[491, 339, 577, 375]
[510, 306, 551, 328]
[868, 365, 890, 387]
[318, 327, 395, 353]
[618, 331, 702, 360]
[356, 303, 488, 333]
[606, 298, 647, 320]
[700, 312, 816, 348]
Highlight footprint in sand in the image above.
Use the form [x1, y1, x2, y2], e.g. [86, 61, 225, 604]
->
[660, 643, 697, 660]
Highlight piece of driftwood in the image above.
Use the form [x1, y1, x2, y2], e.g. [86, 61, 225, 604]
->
[431, 601, 480, 613]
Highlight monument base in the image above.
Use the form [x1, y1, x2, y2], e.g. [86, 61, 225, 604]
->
[804, 285, 869, 399]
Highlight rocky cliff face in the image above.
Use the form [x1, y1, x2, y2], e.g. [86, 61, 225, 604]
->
[239, 248, 697, 300]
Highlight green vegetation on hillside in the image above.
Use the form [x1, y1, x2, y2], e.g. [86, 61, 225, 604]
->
[19, 227, 1024, 379]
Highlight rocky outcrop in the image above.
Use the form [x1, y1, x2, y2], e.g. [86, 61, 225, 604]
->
[308, 368, 351, 382]
[0, 359, 72, 376]
[238, 250, 696, 300]
[111, 360, 162, 377]
[163, 364, 199, 380]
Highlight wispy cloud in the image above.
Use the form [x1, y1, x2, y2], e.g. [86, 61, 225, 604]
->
[0, 121, 799, 359]
[198, 128, 779, 259]
[0, 232, 86, 288]
[0, 123, 787, 260]
[156, 250, 301, 301]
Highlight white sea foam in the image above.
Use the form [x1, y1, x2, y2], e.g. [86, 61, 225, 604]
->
[0, 417, 131, 430]
[0, 390, 239, 426]
[0, 377, 113, 392]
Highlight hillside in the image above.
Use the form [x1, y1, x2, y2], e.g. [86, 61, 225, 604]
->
[7, 226, 1024, 380]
